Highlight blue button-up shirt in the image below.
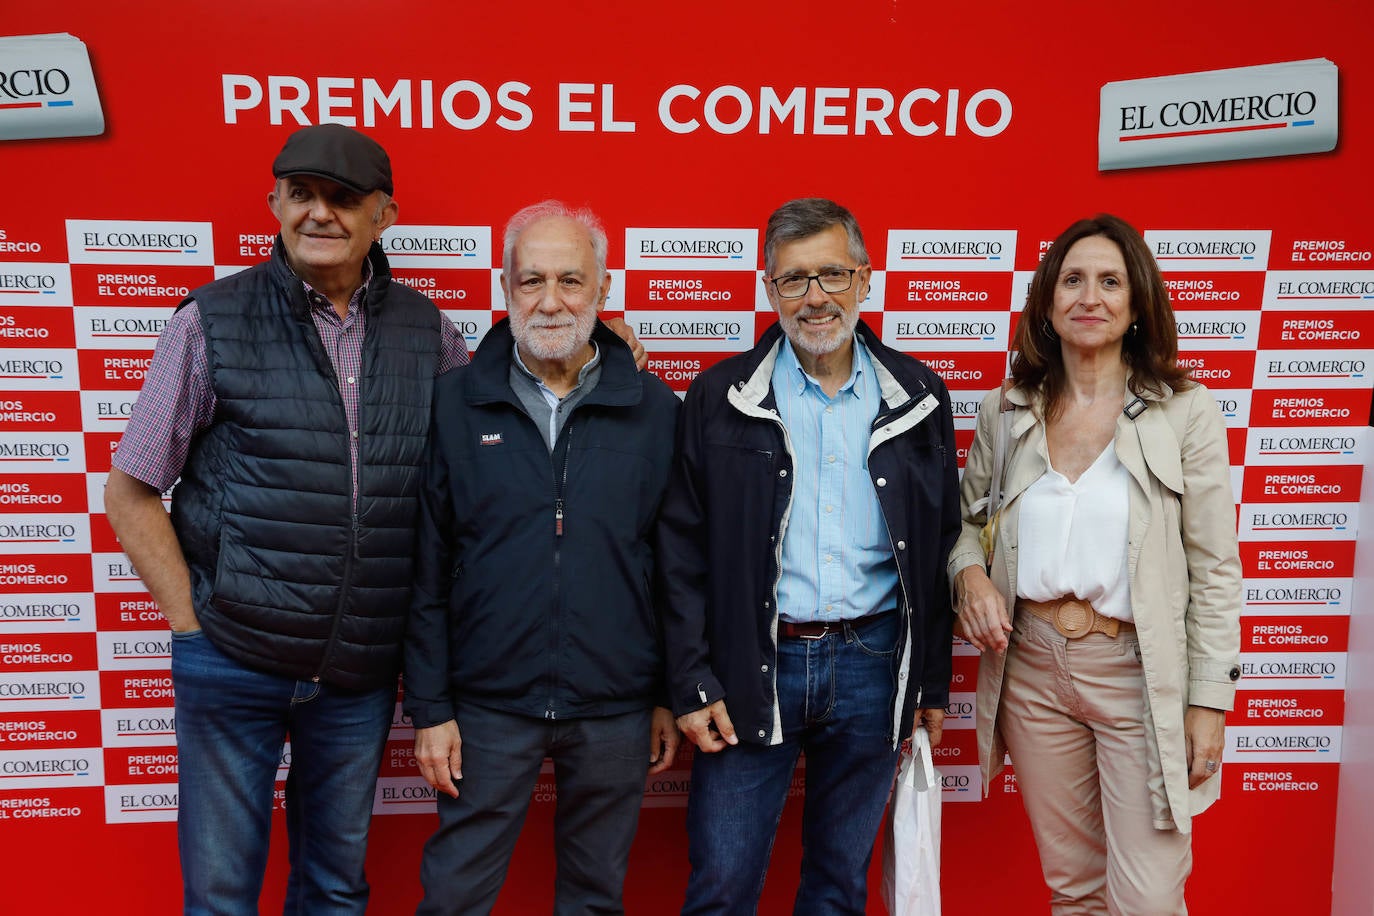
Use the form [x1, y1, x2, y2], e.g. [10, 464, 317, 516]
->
[773, 337, 899, 623]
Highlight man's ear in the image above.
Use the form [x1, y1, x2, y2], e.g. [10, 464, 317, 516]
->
[762, 273, 781, 314]
[598, 272, 613, 310]
[374, 196, 400, 238]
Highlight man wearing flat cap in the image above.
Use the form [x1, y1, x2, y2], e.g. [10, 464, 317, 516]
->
[104, 124, 469, 914]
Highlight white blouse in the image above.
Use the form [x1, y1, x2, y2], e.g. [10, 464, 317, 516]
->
[1015, 443, 1133, 621]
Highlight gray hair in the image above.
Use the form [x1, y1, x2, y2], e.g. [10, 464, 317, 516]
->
[502, 200, 609, 280]
[763, 198, 869, 275]
[372, 191, 393, 222]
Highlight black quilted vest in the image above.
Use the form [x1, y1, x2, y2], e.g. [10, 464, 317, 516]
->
[170, 239, 441, 689]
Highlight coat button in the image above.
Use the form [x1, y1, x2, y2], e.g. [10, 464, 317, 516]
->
[761, 664, 769, 673]
[896, 540, 906, 550]
[876, 477, 887, 487]
[779, 469, 788, 478]
[758, 729, 766, 738]
[1229, 665, 1240, 681]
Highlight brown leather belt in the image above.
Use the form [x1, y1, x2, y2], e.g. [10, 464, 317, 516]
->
[1016, 597, 1134, 639]
[779, 609, 896, 640]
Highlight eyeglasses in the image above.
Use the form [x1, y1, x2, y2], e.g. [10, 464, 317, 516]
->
[768, 268, 860, 299]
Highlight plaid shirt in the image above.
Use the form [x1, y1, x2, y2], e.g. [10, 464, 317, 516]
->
[113, 263, 469, 494]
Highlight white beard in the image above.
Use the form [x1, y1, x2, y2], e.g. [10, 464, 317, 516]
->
[511, 307, 597, 361]
[779, 302, 858, 357]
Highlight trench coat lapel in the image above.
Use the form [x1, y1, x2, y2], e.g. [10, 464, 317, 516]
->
[999, 390, 1047, 508]
[1117, 396, 1185, 496]
[1114, 395, 1185, 595]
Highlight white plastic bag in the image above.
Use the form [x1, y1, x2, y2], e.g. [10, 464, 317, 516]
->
[881, 726, 942, 916]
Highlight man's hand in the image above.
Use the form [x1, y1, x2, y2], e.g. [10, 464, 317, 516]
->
[648, 706, 681, 774]
[414, 719, 463, 798]
[603, 316, 647, 371]
[104, 468, 200, 633]
[676, 699, 738, 753]
[1184, 705, 1226, 789]
[914, 707, 945, 748]
[954, 565, 1012, 654]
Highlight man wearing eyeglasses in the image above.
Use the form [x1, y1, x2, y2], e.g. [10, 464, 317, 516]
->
[657, 197, 959, 914]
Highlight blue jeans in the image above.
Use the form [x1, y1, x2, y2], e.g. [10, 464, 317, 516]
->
[170, 629, 395, 916]
[417, 702, 653, 916]
[681, 613, 903, 916]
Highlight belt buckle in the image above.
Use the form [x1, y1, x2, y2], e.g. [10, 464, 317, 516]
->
[799, 626, 830, 641]
[1051, 598, 1094, 639]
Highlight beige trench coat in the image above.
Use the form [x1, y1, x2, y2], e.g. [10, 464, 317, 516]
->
[947, 381, 1242, 833]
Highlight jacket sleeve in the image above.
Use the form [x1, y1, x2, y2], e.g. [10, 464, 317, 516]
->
[654, 379, 726, 717]
[1177, 387, 1243, 711]
[648, 391, 683, 712]
[401, 385, 460, 729]
[916, 376, 960, 709]
[947, 387, 1002, 584]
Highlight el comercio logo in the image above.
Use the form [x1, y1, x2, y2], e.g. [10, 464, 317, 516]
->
[0, 33, 105, 141]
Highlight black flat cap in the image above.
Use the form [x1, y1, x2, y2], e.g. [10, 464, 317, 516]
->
[272, 124, 393, 195]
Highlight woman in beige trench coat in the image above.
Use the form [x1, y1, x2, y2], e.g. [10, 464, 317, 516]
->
[949, 214, 1242, 915]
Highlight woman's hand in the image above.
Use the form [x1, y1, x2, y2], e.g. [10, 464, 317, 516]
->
[954, 565, 1012, 654]
[1184, 705, 1226, 788]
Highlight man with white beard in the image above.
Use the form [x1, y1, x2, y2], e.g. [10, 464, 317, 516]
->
[657, 198, 959, 914]
[403, 200, 681, 915]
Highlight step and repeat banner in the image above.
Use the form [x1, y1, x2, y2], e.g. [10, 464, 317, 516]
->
[1, 3, 1370, 913]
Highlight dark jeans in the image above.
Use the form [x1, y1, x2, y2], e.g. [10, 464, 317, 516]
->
[170, 629, 395, 916]
[681, 613, 903, 916]
[416, 702, 654, 916]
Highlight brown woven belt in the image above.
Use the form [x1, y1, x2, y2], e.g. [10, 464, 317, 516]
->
[1015, 597, 1135, 639]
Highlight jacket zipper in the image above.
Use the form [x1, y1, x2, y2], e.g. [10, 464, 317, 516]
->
[766, 411, 794, 638]
[869, 397, 917, 621]
[757, 404, 794, 743]
[313, 284, 369, 683]
[726, 374, 797, 745]
[868, 394, 927, 739]
[315, 516, 358, 683]
[546, 420, 574, 719]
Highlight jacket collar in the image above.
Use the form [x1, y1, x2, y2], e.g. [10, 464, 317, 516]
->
[269, 237, 395, 323]
[726, 321, 942, 452]
[464, 317, 643, 410]
[731, 319, 929, 412]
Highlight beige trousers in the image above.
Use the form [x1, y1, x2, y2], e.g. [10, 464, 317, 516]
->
[998, 612, 1192, 916]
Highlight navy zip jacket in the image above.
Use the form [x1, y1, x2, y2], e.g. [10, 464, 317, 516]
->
[172, 239, 441, 689]
[403, 319, 679, 727]
[656, 321, 959, 747]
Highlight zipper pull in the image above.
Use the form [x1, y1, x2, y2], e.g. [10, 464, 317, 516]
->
[554, 499, 564, 537]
